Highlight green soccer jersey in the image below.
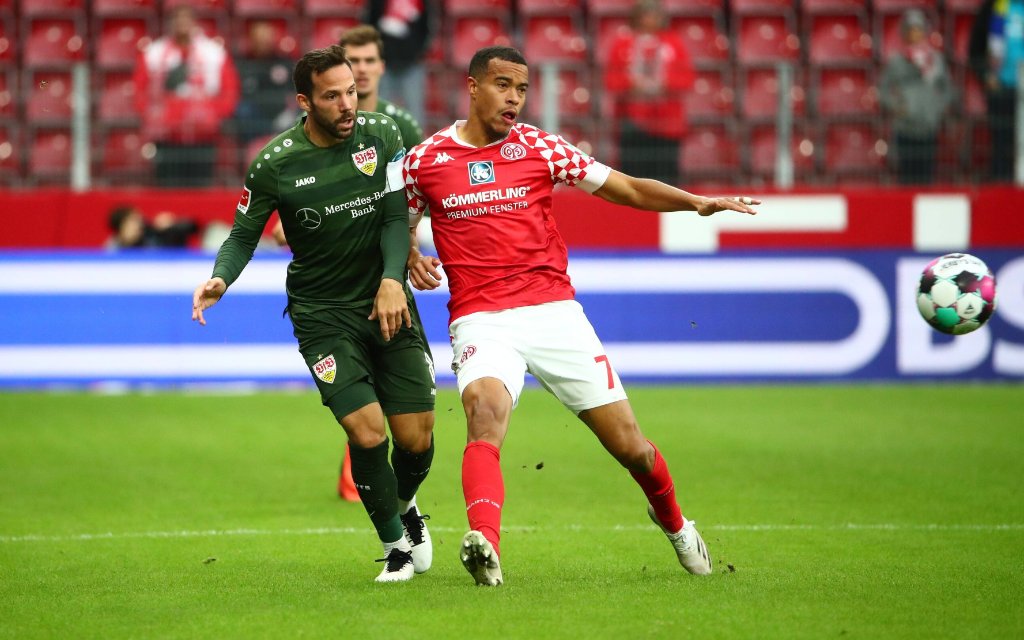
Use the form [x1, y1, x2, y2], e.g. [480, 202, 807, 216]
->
[212, 112, 409, 306]
[375, 98, 423, 150]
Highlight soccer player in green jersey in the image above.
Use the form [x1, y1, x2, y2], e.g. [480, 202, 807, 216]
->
[191, 45, 436, 583]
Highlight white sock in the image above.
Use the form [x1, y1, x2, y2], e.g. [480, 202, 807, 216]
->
[397, 495, 417, 515]
[383, 535, 411, 555]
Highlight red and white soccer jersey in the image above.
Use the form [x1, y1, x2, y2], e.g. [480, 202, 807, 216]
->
[404, 121, 611, 325]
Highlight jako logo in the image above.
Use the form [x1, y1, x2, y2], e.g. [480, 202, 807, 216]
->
[468, 161, 494, 185]
[295, 176, 316, 187]
[433, 152, 453, 165]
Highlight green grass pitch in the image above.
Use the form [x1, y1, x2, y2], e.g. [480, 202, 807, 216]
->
[1, 386, 1022, 639]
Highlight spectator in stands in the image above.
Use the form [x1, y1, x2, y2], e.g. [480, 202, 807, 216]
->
[603, 0, 695, 186]
[234, 20, 299, 146]
[368, 0, 433, 125]
[133, 5, 240, 187]
[880, 9, 953, 185]
[106, 204, 199, 249]
[970, 0, 1023, 182]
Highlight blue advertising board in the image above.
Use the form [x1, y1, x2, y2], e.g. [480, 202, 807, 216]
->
[0, 251, 1021, 386]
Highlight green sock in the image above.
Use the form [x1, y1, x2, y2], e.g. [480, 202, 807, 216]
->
[348, 438, 403, 543]
[392, 434, 435, 503]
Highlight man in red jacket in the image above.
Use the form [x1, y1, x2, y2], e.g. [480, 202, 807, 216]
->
[133, 5, 240, 187]
[604, 0, 695, 186]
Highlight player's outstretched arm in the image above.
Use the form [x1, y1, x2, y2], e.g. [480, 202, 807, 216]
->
[369, 277, 411, 342]
[593, 170, 759, 216]
[191, 277, 227, 326]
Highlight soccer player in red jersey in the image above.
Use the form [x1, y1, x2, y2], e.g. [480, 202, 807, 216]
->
[403, 46, 759, 586]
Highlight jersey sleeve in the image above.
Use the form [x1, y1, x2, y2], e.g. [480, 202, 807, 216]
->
[211, 153, 279, 286]
[380, 119, 412, 283]
[403, 145, 428, 228]
[540, 130, 611, 194]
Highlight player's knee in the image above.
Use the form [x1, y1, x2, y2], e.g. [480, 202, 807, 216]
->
[391, 413, 434, 453]
[346, 428, 387, 450]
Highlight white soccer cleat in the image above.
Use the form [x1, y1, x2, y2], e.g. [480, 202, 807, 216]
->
[460, 530, 503, 586]
[374, 547, 415, 583]
[648, 505, 713, 575]
[400, 505, 432, 574]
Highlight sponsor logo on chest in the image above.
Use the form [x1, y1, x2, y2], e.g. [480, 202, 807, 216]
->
[468, 161, 495, 185]
[352, 146, 378, 176]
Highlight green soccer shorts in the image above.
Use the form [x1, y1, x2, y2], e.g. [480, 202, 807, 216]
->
[290, 300, 436, 422]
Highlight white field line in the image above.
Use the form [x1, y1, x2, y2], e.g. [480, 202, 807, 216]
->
[2, 523, 1023, 544]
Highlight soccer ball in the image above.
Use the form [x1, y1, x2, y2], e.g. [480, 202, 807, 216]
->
[916, 253, 997, 335]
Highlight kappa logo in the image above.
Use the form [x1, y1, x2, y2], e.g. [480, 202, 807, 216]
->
[295, 176, 316, 187]
[468, 161, 494, 185]
[237, 186, 251, 214]
[312, 354, 337, 384]
[352, 146, 378, 176]
[433, 152, 454, 165]
[294, 207, 321, 230]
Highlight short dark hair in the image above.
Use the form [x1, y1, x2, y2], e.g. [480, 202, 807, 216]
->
[293, 45, 351, 97]
[339, 24, 385, 59]
[108, 204, 138, 232]
[468, 46, 527, 79]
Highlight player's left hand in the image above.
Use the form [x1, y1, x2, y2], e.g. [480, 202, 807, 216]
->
[697, 196, 760, 217]
[370, 278, 412, 341]
[408, 255, 443, 291]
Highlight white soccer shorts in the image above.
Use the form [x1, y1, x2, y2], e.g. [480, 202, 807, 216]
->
[448, 300, 628, 413]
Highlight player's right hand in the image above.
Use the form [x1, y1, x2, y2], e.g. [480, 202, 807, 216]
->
[409, 255, 443, 291]
[192, 277, 227, 326]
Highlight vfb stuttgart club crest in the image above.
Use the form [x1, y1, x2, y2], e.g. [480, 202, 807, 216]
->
[352, 146, 378, 176]
[313, 354, 337, 384]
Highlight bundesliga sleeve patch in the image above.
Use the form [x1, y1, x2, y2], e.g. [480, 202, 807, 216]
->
[236, 186, 251, 214]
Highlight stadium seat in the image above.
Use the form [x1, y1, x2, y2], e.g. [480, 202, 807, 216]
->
[424, 65, 452, 119]
[27, 127, 72, 183]
[302, 0, 365, 16]
[518, 0, 581, 17]
[662, 0, 723, 16]
[524, 67, 593, 120]
[96, 126, 151, 182]
[23, 18, 86, 67]
[18, 0, 86, 17]
[747, 123, 816, 179]
[681, 123, 740, 179]
[592, 16, 630, 66]
[813, 67, 877, 117]
[93, 0, 157, 15]
[964, 72, 986, 118]
[522, 16, 588, 63]
[801, 0, 869, 12]
[95, 18, 152, 70]
[684, 68, 734, 121]
[307, 16, 360, 50]
[807, 14, 872, 65]
[0, 20, 13, 64]
[822, 122, 886, 175]
[944, 0, 982, 10]
[730, 0, 794, 14]
[450, 17, 513, 67]
[586, 0, 633, 17]
[0, 70, 14, 122]
[24, 70, 73, 125]
[740, 66, 806, 120]
[96, 71, 138, 124]
[672, 15, 730, 66]
[232, 0, 298, 17]
[948, 10, 975, 65]
[161, 0, 229, 12]
[444, 0, 512, 18]
[735, 15, 800, 64]
[871, 0, 935, 9]
[238, 17, 299, 58]
[0, 125, 20, 183]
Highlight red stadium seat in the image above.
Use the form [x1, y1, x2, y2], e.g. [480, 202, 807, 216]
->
[0, 70, 14, 122]
[0, 125, 19, 183]
[681, 123, 740, 178]
[232, 0, 298, 17]
[801, 0, 869, 12]
[662, 0, 723, 16]
[822, 122, 886, 175]
[944, 0, 982, 10]
[592, 16, 630, 66]
[814, 67, 877, 117]
[93, 0, 157, 15]
[964, 72, 986, 118]
[949, 10, 975, 64]
[672, 15, 730, 66]
[96, 127, 151, 182]
[425, 65, 453, 118]
[19, 0, 86, 17]
[95, 18, 152, 70]
[518, 0, 581, 16]
[162, 0, 229, 12]
[807, 14, 872, 65]
[740, 66, 807, 120]
[684, 68, 734, 121]
[586, 0, 632, 17]
[735, 15, 800, 64]
[23, 18, 86, 67]
[96, 72, 138, 124]
[24, 70, 73, 124]
[524, 67, 593, 120]
[0, 20, 13, 64]
[522, 16, 588, 63]
[730, 0, 794, 14]
[302, 0, 365, 16]
[450, 17, 513, 67]
[307, 15, 360, 50]
[444, 0, 512, 18]
[872, 0, 935, 9]
[747, 123, 816, 178]
[27, 128, 72, 183]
